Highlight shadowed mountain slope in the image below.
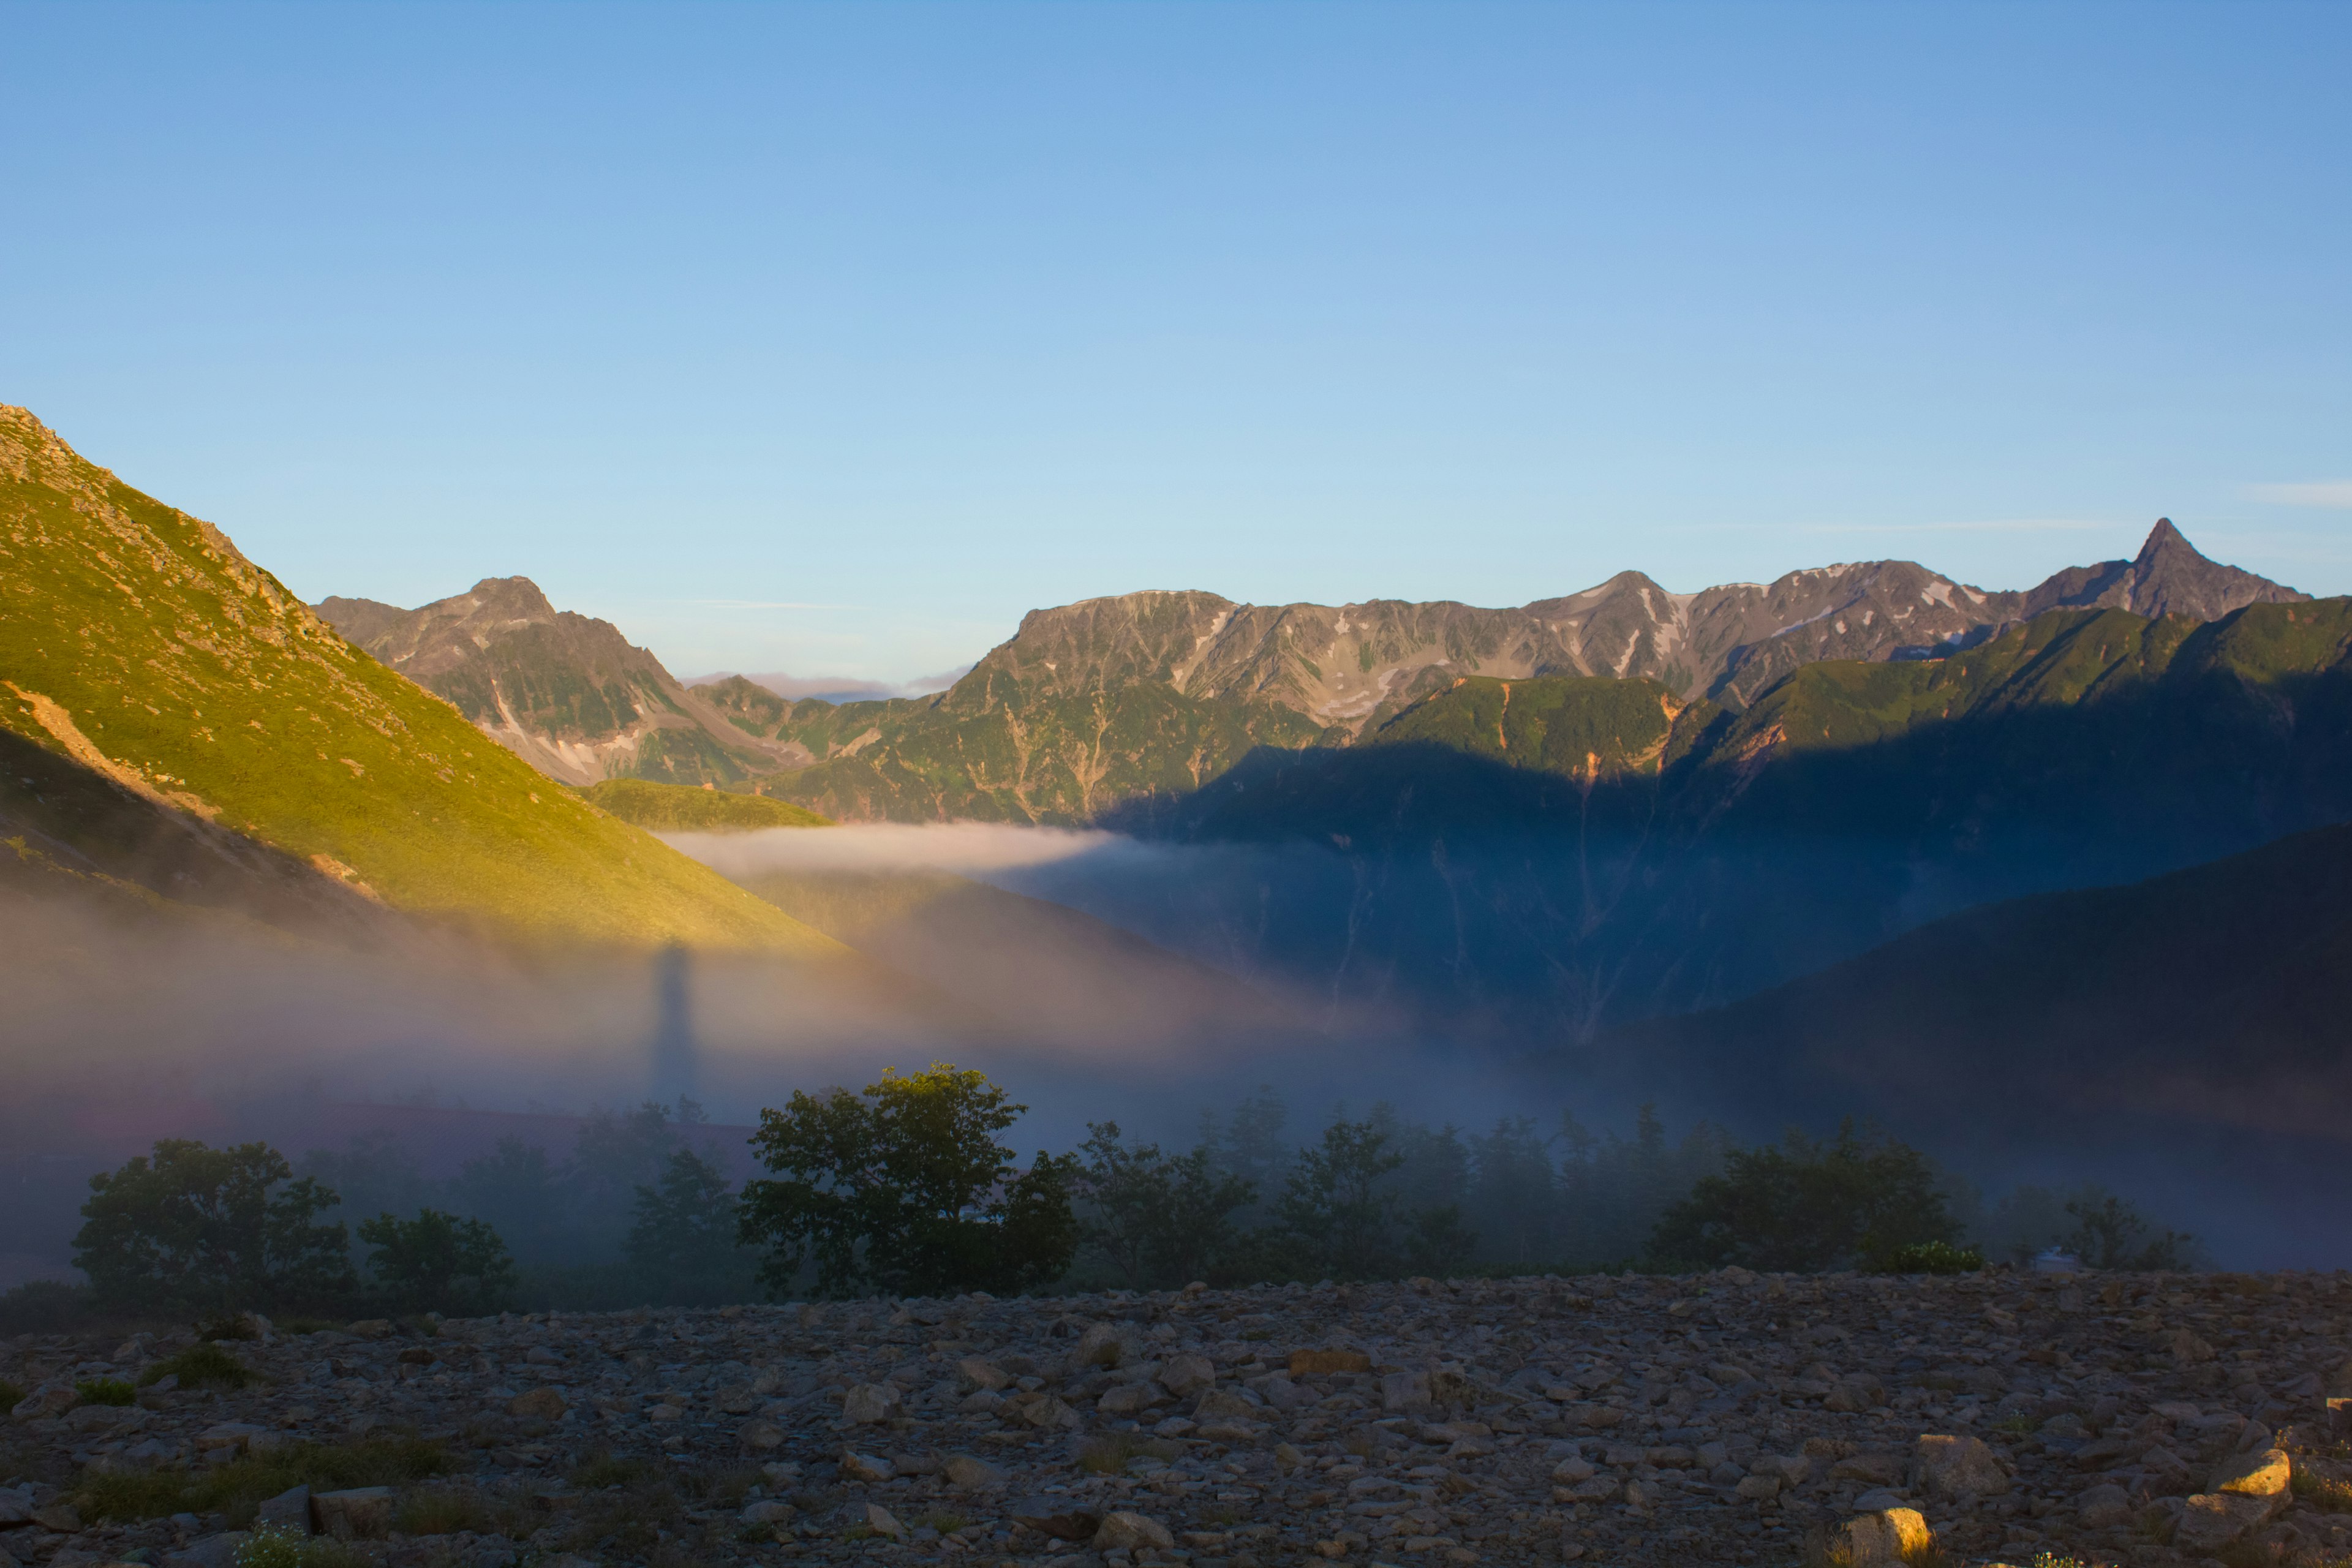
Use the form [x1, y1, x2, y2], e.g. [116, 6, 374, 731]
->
[1064, 600, 2352, 1037]
[1585, 817, 2352, 1142]
[0, 407, 840, 954]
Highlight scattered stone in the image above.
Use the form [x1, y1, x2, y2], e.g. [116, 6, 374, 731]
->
[1094, 1510, 1176, 1551]
[841, 1382, 900, 1424]
[1912, 1433, 2010, 1499]
[1158, 1353, 1215, 1397]
[2177, 1491, 2278, 1552]
[507, 1387, 567, 1421]
[942, 1453, 1006, 1490]
[864, 1502, 907, 1540]
[311, 1486, 394, 1540]
[255, 1485, 310, 1534]
[839, 1450, 897, 1482]
[11, 1384, 77, 1421]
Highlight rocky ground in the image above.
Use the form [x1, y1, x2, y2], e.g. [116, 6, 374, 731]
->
[7, 1268, 2352, 1568]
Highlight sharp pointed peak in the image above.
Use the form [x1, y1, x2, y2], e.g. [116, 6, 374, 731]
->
[2137, 517, 2196, 561]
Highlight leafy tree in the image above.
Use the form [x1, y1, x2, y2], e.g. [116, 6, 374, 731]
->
[357, 1208, 517, 1315]
[1074, 1123, 1256, 1289]
[297, 1133, 432, 1238]
[447, 1138, 567, 1264]
[1404, 1204, 1480, 1277]
[2063, 1189, 2201, 1271]
[739, 1064, 1079, 1298]
[567, 1098, 706, 1254]
[1466, 1117, 1556, 1263]
[75, 1140, 355, 1314]
[1199, 1085, 1291, 1221]
[626, 1149, 758, 1306]
[1276, 1116, 1408, 1280]
[1648, 1121, 1957, 1273]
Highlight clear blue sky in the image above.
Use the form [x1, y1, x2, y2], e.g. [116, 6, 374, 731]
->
[7, 2, 2348, 682]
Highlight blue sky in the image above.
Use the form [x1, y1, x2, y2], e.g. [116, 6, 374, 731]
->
[6, 2, 2348, 682]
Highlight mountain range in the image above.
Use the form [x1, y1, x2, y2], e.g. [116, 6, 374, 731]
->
[317, 518, 2309, 828]
[696, 518, 2309, 824]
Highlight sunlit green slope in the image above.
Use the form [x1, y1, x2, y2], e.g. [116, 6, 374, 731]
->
[0, 407, 842, 954]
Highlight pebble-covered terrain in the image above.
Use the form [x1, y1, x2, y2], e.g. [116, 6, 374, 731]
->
[7, 1267, 2352, 1568]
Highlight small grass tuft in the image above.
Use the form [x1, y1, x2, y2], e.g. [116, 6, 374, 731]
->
[140, 1343, 258, 1390]
[570, 1449, 660, 1490]
[393, 1484, 527, 1538]
[75, 1435, 454, 1525]
[2294, 1470, 2352, 1513]
[75, 1378, 136, 1406]
[235, 1523, 374, 1568]
[0, 1379, 24, 1410]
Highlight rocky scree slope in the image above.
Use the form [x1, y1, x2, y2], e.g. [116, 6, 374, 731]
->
[317, 580, 807, 790]
[726, 522, 2301, 826]
[10, 1271, 2352, 1568]
[0, 407, 839, 954]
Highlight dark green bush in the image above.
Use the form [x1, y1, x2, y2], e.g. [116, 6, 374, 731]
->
[139, 1342, 257, 1390]
[1870, 1239, 1985, 1275]
[74, 1378, 135, 1406]
[1649, 1120, 1959, 1273]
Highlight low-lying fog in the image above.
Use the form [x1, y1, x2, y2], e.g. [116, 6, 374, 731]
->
[2, 821, 2343, 1279]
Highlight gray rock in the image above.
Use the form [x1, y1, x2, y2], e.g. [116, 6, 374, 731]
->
[312, 1486, 395, 1539]
[943, 1454, 1007, 1491]
[842, 1382, 900, 1424]
[10, 1384, 76, 1422]
[1912, 1433, 2009, 1499]
[1158, 1354, 1215, 1398]
[160, 1532, 247, 1568]
[1094, 1511, 1175, 1551]
[255, 1485, 311, 1534]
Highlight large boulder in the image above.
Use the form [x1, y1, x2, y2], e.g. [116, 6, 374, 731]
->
[312, 1487, 394, 1540]
[1158, 1355, 1215, 1398]
[507, 1387, 566, 1421]
[1838, 1507, 1932, 1566]
[2210, 1448, 2291, 1501]
[841, 1383, 900, 1425]
[1912, 1434, 2010, 1499]
[1095, 1512, 1175, 1551]
[2176, 1493, 2277, 1554]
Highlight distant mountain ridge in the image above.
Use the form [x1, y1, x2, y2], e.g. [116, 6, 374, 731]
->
[317, 579, 814, 788]
[712, 519, 2304, 823]
[318, 520, 2302, 823]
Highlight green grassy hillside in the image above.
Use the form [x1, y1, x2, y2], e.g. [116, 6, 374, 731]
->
[581, 777, 832, 831]
[707, 674, 1325, 825]
[0, 407, 842, 954]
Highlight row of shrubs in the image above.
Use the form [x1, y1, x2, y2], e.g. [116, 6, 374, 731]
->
[3, 1063, 2199, 1333]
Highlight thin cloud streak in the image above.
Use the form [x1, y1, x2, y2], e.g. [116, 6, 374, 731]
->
[2247, 481, 2352, 510]
[679, 599, 870, 611]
